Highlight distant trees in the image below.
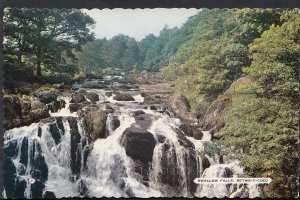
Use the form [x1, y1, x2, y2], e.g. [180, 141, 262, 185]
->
[3, 8, 95, 79]
[76, 23, 195, 74]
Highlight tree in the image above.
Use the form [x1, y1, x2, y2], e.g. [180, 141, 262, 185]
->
[3, 8, 95, 79]
[245, 14, 300, 103]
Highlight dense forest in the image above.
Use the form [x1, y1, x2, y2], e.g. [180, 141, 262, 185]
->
[3, 8, 299, 198]
[160, 9, 299, 197]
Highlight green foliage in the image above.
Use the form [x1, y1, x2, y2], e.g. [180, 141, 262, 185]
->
[3, 8, 95, 79]
[245, 18, 300, 103]
[161, 9, 284, 113]
[202, 142, 221, 157]
[162, 8, 299, 197]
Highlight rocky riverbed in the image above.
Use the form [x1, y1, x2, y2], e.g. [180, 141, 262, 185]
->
[3, 75, 263, 198]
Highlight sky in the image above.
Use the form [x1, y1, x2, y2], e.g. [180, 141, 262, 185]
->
[82, 8, 200, 41]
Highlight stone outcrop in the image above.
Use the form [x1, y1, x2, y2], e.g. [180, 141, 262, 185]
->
[199, 76, 253, 132]
[167, 92, 197, 124]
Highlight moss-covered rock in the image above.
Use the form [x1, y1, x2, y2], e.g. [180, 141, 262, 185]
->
[82, 106, 108, 141]
[32, 91, 57, 104]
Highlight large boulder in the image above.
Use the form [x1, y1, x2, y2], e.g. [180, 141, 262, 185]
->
[121, 126, 156, 164]
[70, 93, 86, 104]
[25, 108, 50, 125]
[81, 106, 108, 141]
[157, 138, 199, 196]
[47, 99, 65, 113]
[33, 92, 57, 104]
[113, 93, 135, 101]
[167, 92, 197, 124]
[178, 123, 193, 137]
[31, 100, 46, 110]
[69, 103, 83, 113]
[86, 92, 99, 103]
[201, 76, 254, 131]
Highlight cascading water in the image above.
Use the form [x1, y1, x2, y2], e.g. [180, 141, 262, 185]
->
[3, 79, 262, 198]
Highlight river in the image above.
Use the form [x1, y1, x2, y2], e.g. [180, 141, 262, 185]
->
[2, 77, 262, 198]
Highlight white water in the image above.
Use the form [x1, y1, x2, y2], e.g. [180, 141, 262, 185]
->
[3, 86, 261, 198]
[49, 96, 78, 117]
[82, 108, 161, 197]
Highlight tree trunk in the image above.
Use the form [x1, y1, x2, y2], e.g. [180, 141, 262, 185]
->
[35, 59, 42, 79]
[35, 45, 42, 80]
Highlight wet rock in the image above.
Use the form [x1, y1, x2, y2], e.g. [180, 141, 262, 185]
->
[68, 117, 82, 176]
[14, 177, 27, 198]
[25, 108, 50, 125]
[86, 92, 99, 103]
[163, 107, 176, 118]
[56, 117, 65, 134]
[20, 137, 28, 166]
[31, 100, 46, 110]
[157, 134, 166, 143]
[78, 179, 89, 196]
[43, 191, 56, 199]
[179, 124, 193, 137]
[223, 167, 234, 178]
[132, 110, 145, 117]
[70, 93, 86, 104]
[219, 155, 224, 164]
[121, 126, 156, 164]
[160, 143, 181, 189]
[3, 157, 17, 198]
[175, 130, 195, 149]
[202, 156, 211, 171]
[105, 104, 115, 113]
[38, 127, 42, 137]
[159, 140, 199, 195]
[4, 139, 18, 158]
[149, 105, 158, 110]
[82, 81, 108, 89]
[141, 92, 148, 97]
[82, 146, 90, 170]
[30, 141, 48, 183]
[69, 103, 82, 113]
[110, 116, 120, 131]
[134, 114, 152, 130]
[49, 123, 62, 145]
[193, 130, 204, 140]
[30, 180, 45, 199]
[46, 99, 66, 113]
[105, 92, 113, 97]
[82, 107, 108, 141]
[33, 91, 57, 104]
[113, 93, 135, 101]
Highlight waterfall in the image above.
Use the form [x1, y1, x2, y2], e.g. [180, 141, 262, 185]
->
[3, 87, 262, 198]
